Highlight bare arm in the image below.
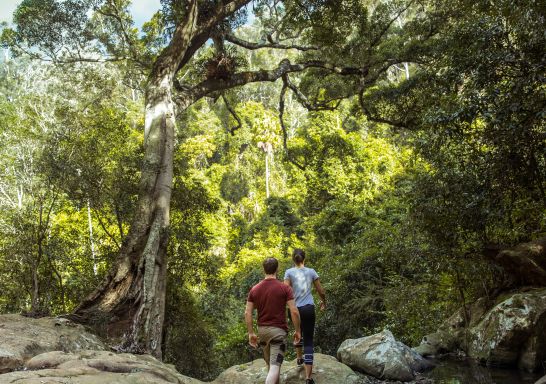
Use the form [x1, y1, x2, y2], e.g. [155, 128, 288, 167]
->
[287, 299, 301, 344]
[245, 301, 258, 347]
[313, 279, 326, 310]
[284, 279, 292, 287]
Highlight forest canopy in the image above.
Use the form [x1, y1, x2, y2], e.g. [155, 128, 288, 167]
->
[0, 0, 544, 379]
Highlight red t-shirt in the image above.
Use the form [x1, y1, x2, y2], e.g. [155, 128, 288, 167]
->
[247, 278, 294, 331]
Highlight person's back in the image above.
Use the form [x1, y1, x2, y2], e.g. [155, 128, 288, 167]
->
[284, 266, 318, 307]
[245, 257, 301, 384]
[283, 249, 326, 384]
[248, 278, 292, 331]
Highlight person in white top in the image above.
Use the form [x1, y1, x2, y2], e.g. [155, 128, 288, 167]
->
[284, 249, 326, 384]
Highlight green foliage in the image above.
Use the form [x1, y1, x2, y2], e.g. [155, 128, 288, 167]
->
[0, 0, 544, 377]
[363, 0, 546, 249]
[0, 59, 142, 314]
[164, 283, 219, 381]
[10, 0, 96, 54]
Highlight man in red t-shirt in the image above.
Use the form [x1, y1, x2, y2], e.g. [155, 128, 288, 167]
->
[245, 257, 301, 384]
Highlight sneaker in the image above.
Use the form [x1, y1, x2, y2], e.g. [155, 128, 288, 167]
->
[296, 358, 304, 367]
[305, 379, 315, 384]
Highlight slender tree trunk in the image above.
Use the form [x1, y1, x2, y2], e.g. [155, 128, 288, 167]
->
[31, 261, 40, 312]
[87, 200, 97, 275]
[30, 202, 44, 313]
[265, 151, 270, 198]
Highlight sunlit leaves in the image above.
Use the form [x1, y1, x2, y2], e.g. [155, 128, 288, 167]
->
[10, 0, 100, 58]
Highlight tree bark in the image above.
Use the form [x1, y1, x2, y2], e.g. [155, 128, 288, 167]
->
[68, 1, 203, 358]
[70, 80, 177, 358]
[68, 0, 267, 358]
[31, 201, 44, 313]
[87, 199, 97, 275]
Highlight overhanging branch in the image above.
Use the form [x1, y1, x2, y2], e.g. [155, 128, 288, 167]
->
[174, 0, 251, 77]
[96, 1, 148, 69]
[176, 59, 366, 109]
[195, 0, 251, 36]
[282, 73, 343, 111]
[369, 1, 415, 50]
[225, 34, 318, 51]
[9, 40, 131, 64]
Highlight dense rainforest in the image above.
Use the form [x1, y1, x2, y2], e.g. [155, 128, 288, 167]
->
[0, 0, 544, 380]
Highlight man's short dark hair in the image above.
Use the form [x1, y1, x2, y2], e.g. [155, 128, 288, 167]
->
[263, 257, 279, 274]
[292, 248, 305, 264]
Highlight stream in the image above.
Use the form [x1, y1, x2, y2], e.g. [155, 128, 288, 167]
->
[424, 358, 544, 384]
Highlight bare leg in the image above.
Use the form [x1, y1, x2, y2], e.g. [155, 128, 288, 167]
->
[296, 345, 303, 361]
[305, 364, 312, 379]
[265, 365, 281, 384]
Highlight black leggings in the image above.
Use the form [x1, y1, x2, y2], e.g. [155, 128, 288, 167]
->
[296, 304, 315, 365]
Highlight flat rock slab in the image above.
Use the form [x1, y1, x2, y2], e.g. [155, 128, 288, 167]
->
[0, 350, 204, 384]
[0, 314, 105, 373]
[213, 353, 361, 384]
[0, 351, 358, 384]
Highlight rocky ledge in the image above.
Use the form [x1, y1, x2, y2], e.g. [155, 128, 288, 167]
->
[0, 314, 105, 374]
[0, 313, 437, 383]
[0, 350, 363, 384]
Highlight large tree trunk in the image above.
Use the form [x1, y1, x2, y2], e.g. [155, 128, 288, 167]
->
[68, 1, 202, 358]
[70, 76, 178, 359]
[68, 0, 249, 358]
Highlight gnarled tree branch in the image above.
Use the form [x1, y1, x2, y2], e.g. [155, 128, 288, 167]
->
[221, 94, 242, 135]
[225, 33, 318, 51]
[282, 73, 343, 111]
[176, 58, 367, 109]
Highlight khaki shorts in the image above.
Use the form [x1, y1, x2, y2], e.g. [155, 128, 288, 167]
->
[258, 326, 287, 367]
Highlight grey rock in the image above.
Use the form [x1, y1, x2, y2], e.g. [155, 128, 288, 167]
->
[414, 288, 546, 372]
[468, 288, 546, 371]
[0, 314, 105, 374]
[0, 348, 360, 383]
[493, 236, 546, 287]
[213, 353, 361, 384]
[413, 331, 458, 357]
[337, 330, 432, 381]
[0, 350, 203, 384]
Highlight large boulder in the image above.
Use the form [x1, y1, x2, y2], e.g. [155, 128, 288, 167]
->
[414, 288, 546, 372]
[0, 350, 203, 384]
[0, 314, 105, 373]
[492, 236, 546, 287]
[337, 330, 432, 381]
[468, 288, 546, 371]
[214, 353, 361, 384]
[414, 297, 492, 357]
